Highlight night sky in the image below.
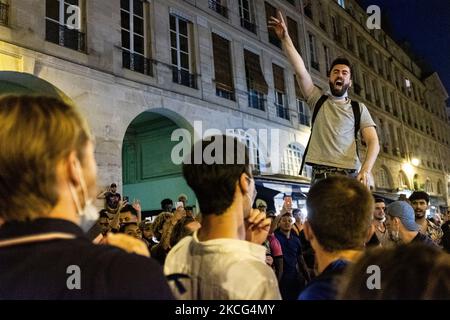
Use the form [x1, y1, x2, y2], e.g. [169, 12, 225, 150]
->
[359, 0, 450, 106]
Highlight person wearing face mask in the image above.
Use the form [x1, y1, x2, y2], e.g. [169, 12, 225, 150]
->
[385, 201, 436, 247]
[0, 96, 173, 300]
[164, 135, 281, 300]
[268, 11, 379, 187]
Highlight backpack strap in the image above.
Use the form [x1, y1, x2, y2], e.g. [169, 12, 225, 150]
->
[351, 100, 361, 159]
[299, 95, 328, 175]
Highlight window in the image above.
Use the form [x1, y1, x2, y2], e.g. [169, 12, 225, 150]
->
[324, 45, 331, 74]
[382, 86, 390, 112]
[437, 180, 443, 195]
[367, 45, 374, 67]
[425, 179, 432, 193]
[281, 144, 309, 177]
[391, 92, 398, 116]
[345, 26, 353, 50]
[45, 0, 85, 51]
[331, 16, 341, 42]
[372, 79, 380, 105]
[265, 2, 280, 48]
[376, 167, 391, 189]
[297, 99, 310, 126]
[208, 0, 228, 18]
[273, 64, 289, 120]
[244, 49, 268, 111]
[398, 171, 409, 190]
[121, 0, 152, 76]
[357, 36, 365, 61]
[229, 129, 261, 173]
[170, 14, 197, 89]
[287, 17, 300, 52]
[303, 0, 313, 20]
[0, 0, 8, 26]
[337, 0, 345, 9]
[318, 2, 326, 30]
[363, 74, 371, 101]
[212, 33, 234, 100]
[397, 128, 406, 158]
[239, 0, 256, 34]
[308, 33, 319, 71]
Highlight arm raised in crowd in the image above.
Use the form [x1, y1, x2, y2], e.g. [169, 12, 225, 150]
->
[268, 11, 315, 100]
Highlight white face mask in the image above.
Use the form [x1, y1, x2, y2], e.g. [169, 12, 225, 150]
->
[69, 160, 99, 233]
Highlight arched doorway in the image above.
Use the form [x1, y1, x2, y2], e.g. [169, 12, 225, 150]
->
[122, 110, 196, 216]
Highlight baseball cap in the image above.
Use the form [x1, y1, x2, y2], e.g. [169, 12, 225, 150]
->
[386, 201, 419, 231]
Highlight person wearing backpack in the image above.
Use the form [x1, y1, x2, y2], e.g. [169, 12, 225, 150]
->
[269, 12, 379, 186]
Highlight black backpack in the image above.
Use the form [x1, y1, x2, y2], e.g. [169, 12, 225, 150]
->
[299, 95, 361, 175]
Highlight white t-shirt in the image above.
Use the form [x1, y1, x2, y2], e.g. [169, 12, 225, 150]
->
[164, 231, 281, 300]
[305, 87, 376, 169]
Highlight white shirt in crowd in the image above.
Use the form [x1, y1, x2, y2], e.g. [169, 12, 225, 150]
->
[164, 231, 281, 300]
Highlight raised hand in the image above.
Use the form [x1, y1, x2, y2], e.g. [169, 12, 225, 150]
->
[268, 10, 289, 40]
[245, 209, 271, 245]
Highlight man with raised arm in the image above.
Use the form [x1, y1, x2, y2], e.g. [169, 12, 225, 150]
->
[269, 12, 379, 186]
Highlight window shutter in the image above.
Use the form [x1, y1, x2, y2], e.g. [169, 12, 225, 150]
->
[244, 49, 268, 94]
[212, 33, 233, 91]
[272, 64, 285, 93]
[287, 17, 299, 52]
[294, 75, 302, 98]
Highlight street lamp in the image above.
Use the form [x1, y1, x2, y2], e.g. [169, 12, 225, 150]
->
[411, 158, 420, 166]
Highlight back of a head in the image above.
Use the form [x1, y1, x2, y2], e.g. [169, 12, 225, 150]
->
[152, 212, 172, 241]
[306, 176, 373, 251]
[338, 243, 450, 299]
[170, 216, 196, 248]
[182, 135, 251, 216]
[0, 95, 91, 222]
[120, 204, 138, 217]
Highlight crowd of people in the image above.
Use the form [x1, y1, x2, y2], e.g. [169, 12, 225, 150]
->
[0, 95, 449, 300]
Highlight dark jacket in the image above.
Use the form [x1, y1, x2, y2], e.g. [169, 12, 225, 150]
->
[0, 218, 174, 300]
[298, 259, 349, 300]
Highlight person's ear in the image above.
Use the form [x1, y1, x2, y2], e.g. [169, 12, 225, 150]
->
[304, 221, 314, 242]
[393, 217, 400, 228]
[67, 150, 82, 187]
[349, 79, 353, 87]
[238, 173, 250, 195]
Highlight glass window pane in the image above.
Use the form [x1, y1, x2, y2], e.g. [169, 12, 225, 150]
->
[121, 0, 129, 11]
[170, 32, 177, 48]
[121, 11, 130, 30]
[179, 20, 188, 36]
[46, 0, 59, 21]
[170, 15, 176, 31]
[121, 30, 130, 49]
[133, 16, 143, 35]
[171, 49, 178, 65]
[179, 36, 188, 53]
[133, 0, 143, 17]
[133, 34, 144, 54]
[180, 52, 189, 69]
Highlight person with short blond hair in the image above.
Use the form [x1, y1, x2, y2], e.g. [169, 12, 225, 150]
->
[0, 95, 173, 299]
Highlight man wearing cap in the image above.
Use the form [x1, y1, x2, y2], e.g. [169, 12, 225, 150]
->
[385, 201, 435, 246]
[409, 191, 443, 246]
